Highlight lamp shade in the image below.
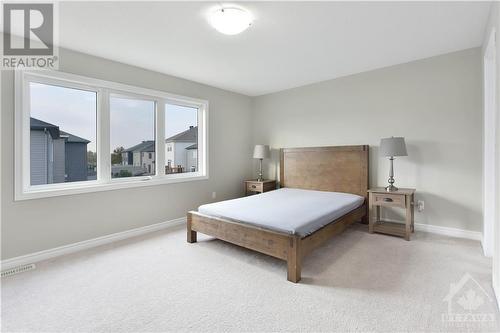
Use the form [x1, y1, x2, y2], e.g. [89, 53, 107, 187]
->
[253, 145, 270, 159]
[380, 137, 408, 157]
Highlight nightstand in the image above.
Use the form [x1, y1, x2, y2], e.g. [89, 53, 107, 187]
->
[368, 188, 416, 241]
[244, 180, 276, 196]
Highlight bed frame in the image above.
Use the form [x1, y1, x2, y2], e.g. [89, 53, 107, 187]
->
[187, 145, 369, 282]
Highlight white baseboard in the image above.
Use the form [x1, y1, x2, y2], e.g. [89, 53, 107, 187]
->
[414, 222, 482, 241]
[1, 217, 482, 272]
[1, 217, 186, 271]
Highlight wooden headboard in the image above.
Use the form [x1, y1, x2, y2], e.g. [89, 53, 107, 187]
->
[280, 145, 369, 199]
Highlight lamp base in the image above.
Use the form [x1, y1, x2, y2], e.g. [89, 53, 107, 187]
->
[385, 185, 398, 192]
[386, 157, 398, 192]
[257, 159, 263, 183]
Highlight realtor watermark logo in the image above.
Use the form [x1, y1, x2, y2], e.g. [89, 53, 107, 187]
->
[442, 273, 497, 329]
[1, 2, 58, 69]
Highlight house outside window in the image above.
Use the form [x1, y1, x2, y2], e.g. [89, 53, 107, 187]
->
[165, 104, 199, 174]
[28, 83, 97, 185]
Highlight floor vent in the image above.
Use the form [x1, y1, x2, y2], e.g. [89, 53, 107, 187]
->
[1, 264, 36, 277]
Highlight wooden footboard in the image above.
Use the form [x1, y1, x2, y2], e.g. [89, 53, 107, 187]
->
[187, 203, 366, 283]
[187, 211, 290, 260]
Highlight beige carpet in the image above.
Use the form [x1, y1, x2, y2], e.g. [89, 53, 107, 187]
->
[2, 223, 499, 332]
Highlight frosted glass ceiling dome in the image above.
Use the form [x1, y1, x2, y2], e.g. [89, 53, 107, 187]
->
[209, 7, 253, 35]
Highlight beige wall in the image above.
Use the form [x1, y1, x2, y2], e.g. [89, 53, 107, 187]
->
[1, 48, 254, 259]
[252, 48, 483, 231]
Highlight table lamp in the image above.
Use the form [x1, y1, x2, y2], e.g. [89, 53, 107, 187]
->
[253, 145, 270, 181]
[380, 137, 407, 192]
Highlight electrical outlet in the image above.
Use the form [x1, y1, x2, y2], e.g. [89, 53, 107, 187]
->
[211, 192, 217, 199]
[417, 200, 424, 212]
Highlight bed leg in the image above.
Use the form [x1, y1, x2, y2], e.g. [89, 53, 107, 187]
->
[187, 213, 197, 243]
[287, 236, 301, 283]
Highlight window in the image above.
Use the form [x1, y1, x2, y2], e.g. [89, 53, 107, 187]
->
[165, 103, 198, 174]
[16, 71, 208, 200]
[29, 82, 97, 185]
[110, 96, 155, 178]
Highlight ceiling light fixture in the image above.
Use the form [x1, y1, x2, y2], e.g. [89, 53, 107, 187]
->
[209, 7, 253, 35]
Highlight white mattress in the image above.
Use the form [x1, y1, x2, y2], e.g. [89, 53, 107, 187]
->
[198, 188, 364, 237]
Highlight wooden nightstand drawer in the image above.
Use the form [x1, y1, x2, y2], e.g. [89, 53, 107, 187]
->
[244, 180, 276, 195]
[246, 182, 263, 192]
[373, 193, 406, 208]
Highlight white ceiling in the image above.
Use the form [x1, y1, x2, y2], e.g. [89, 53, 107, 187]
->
[58, 1, 491, 96]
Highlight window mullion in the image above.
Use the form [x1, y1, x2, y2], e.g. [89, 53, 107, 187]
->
[97, 89, 111, 183]
[156, 100, 166, 178]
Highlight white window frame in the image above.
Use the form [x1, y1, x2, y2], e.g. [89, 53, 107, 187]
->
[15, 70, 209, 200]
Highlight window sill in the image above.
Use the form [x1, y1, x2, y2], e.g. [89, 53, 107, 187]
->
[15, 174, 209, 201]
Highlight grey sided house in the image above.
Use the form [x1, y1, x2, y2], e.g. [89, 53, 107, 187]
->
[119, 140, 155, 176]
[30, 117, 90, 185]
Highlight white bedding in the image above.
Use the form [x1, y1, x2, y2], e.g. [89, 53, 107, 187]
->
[198, 188, 364, 237]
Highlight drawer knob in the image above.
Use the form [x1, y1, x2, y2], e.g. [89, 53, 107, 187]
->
[383, 198, 393, 202]
[251, 185, 256, 189]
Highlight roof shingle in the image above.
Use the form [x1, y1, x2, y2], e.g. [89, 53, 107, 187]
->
[30, 117, 89, 144]
[166, 126, 197, 143]
[124, 140, 155, 152]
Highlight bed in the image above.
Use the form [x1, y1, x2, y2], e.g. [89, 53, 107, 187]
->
[187, 145, 369, 282]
